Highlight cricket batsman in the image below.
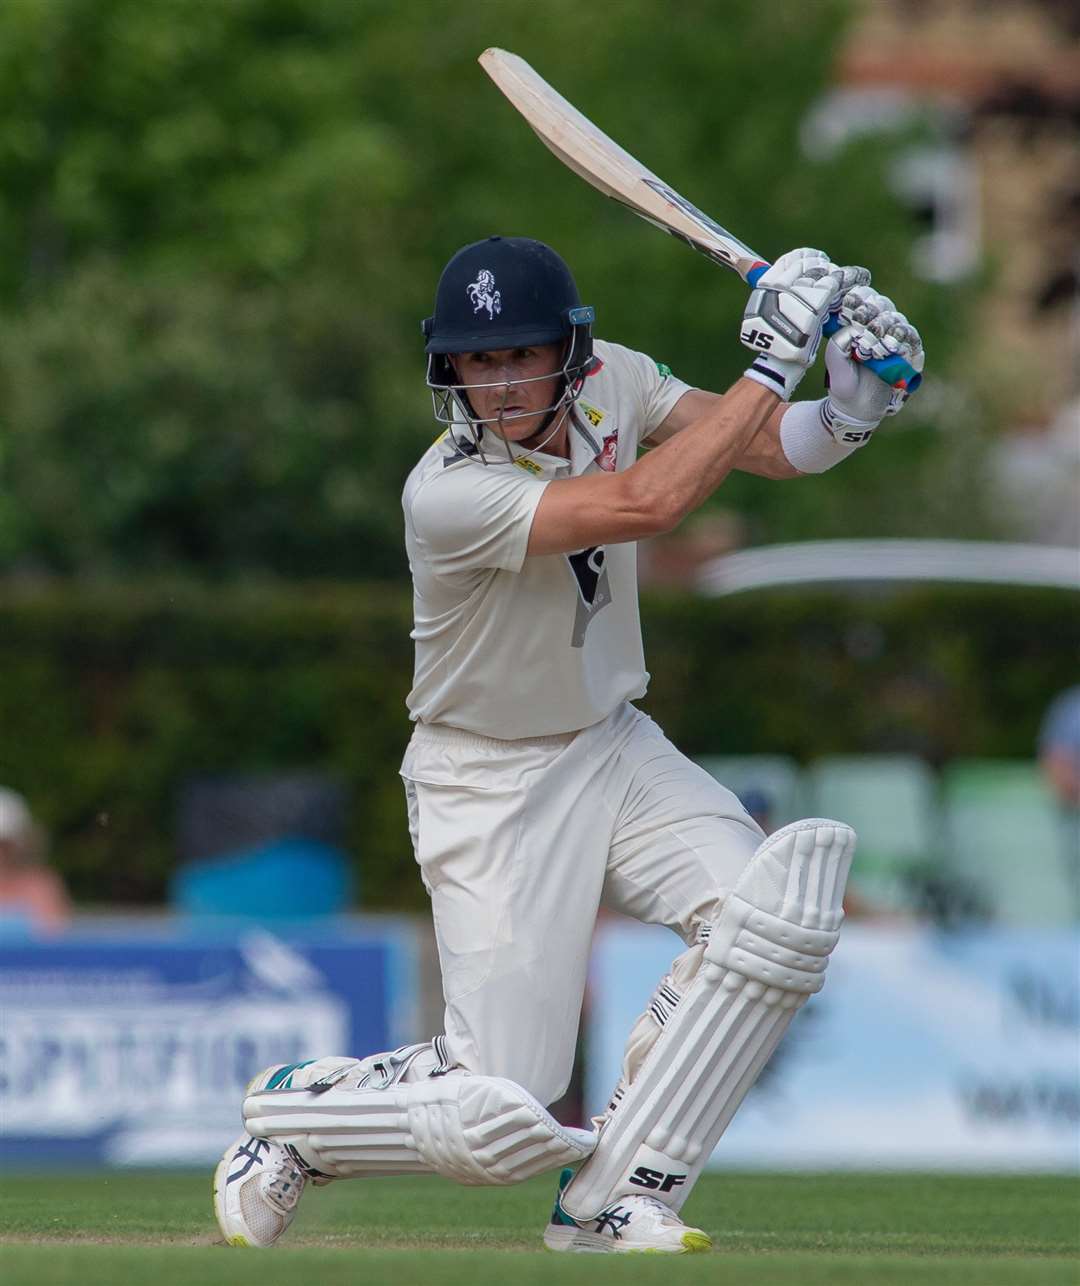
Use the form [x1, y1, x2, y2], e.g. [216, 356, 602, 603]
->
[214, 235, 924, 1252]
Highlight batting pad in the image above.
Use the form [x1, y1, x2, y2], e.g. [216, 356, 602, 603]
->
[244, 1072, 596, 1186]
[560, 818, 855, 1220]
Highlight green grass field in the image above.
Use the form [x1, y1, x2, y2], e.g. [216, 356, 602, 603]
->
[1, 1170, 1077, 1285]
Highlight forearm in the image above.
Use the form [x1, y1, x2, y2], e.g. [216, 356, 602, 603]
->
[624, 377, 778, 529]
[732, 400, 802, 479]
[655, 386, 879, 483]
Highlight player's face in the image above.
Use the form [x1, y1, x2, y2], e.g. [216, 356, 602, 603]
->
[453, 344, 564, 444]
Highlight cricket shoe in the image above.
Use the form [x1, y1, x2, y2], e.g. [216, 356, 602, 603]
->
[542, 1168, 711, 1254]
[213, 1133, 310, 1248]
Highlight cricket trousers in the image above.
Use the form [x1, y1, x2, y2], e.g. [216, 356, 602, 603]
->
[400, 701, 763, 1107]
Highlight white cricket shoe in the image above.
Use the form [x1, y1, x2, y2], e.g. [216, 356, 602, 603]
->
[542, 1168, 711, 1254]
[213, 1133, 308, 1248]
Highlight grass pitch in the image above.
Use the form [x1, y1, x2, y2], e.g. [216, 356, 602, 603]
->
[1, 1170, 1076, 1285]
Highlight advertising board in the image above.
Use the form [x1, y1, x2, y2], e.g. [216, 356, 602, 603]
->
[587, 921, 1079, 1170]
[0, 919, 417, 1167]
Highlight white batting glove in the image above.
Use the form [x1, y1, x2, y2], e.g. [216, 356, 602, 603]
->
[741, 251, 866, 399]
[822, 286, 925, 444]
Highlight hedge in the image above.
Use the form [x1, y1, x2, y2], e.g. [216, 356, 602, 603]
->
[1, 580, 1074, 908]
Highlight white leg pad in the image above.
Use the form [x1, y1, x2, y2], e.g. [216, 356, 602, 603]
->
[560, 818, 855, 1220]
[245, 1071, 595, 1186]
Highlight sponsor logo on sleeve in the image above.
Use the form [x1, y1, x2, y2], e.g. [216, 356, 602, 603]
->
[579, 401, 605, 428]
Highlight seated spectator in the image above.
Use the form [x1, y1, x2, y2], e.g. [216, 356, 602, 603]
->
[1039, 685, 1080, 808]
[1038, 687, 1080, 913]
[0, 787, 71, 935]
[736, 787, 773, 835]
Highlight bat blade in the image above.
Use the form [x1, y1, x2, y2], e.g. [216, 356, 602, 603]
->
[479, 47, 767, 285]
[478, 47, 919, 391]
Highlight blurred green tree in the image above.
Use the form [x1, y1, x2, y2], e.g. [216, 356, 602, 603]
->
[0, 0, 972, 579]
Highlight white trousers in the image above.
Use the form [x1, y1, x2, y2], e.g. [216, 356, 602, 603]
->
[400, 702, 763, 1107]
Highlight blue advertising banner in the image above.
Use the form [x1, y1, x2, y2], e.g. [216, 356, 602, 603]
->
[587, 921, 1079, 1171]
[0, 917, 417, 1167]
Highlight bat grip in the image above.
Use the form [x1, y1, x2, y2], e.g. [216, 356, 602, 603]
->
[822, 314, 922, 392]
[745, 262, 920, 392]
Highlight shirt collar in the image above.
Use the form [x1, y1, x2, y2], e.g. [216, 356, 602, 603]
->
[448, 417, 570, 478]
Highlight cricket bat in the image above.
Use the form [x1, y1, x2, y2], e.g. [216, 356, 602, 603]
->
[478, 48, 917, 390]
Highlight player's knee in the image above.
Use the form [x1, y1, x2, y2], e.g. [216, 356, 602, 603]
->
[513, 1064, 572, 1108]
[687, 889, 727, 945]
[485, 1051, 573, 1108]
[685, 826, 764, 939]
[540, 1063, 575, 1108]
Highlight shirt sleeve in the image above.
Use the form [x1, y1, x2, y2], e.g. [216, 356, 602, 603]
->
[408, 463, 549, 577]
[614, 344, 693, 445]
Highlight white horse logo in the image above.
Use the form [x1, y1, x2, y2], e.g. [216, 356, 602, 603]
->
[466, 269, 502, 319]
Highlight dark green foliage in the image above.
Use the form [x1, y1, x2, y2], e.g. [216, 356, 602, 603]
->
[1, 581, 1072, 908]
[0, 0, 973, 581]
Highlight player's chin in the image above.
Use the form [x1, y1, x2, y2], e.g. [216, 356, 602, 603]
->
[495, 412, 547, 444]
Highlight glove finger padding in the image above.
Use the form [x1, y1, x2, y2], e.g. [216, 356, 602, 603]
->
[829, 264, 872, 297]
[841, 307, 924, 389]
[768, 247, 834, 279]
[823, 310, 924, 442]
[838, 285, 896, 330]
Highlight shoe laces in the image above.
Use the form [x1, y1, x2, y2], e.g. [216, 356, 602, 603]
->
[627, 1194, 681, 1224]
[261, 1159, 306, 1213]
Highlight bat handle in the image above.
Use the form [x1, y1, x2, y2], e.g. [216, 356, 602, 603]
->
[744, 262, 921, 393]
[822, 314, 923, 393]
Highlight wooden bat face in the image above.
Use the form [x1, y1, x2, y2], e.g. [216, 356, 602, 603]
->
[478, 47, 767, 285]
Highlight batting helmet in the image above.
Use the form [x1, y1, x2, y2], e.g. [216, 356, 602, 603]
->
[423, 235, 594, 372]
[421, 237, 596, 459]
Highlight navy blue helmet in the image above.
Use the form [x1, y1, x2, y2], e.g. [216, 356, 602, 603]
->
[423, 235, 594, 361]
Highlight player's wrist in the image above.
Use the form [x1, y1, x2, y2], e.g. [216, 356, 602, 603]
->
[821, 395, 882, 439]
[744, 355, 809, 400]
[779, 397, 868, 473]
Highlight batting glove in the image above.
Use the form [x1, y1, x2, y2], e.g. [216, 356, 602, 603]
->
[741, 252, 868, 399]
[822, 286, 925, 443]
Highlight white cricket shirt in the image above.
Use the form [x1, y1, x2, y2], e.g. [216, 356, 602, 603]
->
[403, 339, 692, 739]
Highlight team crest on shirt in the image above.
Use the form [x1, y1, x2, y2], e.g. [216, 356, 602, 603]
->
[596, 429, 618, 472]
[466, 270, 501, 319]
[574, 400, 617, 471]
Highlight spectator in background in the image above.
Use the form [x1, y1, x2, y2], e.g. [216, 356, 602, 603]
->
[736, 787, 773, 835]
[1038, 686, 1080, 910]
[1039, 686, 1080, 807]
[733, 784, 888, 918]
[0, 787, 71, 935]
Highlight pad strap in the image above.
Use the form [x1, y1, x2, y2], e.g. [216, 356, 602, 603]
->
[245, 1071, 595, 1186]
